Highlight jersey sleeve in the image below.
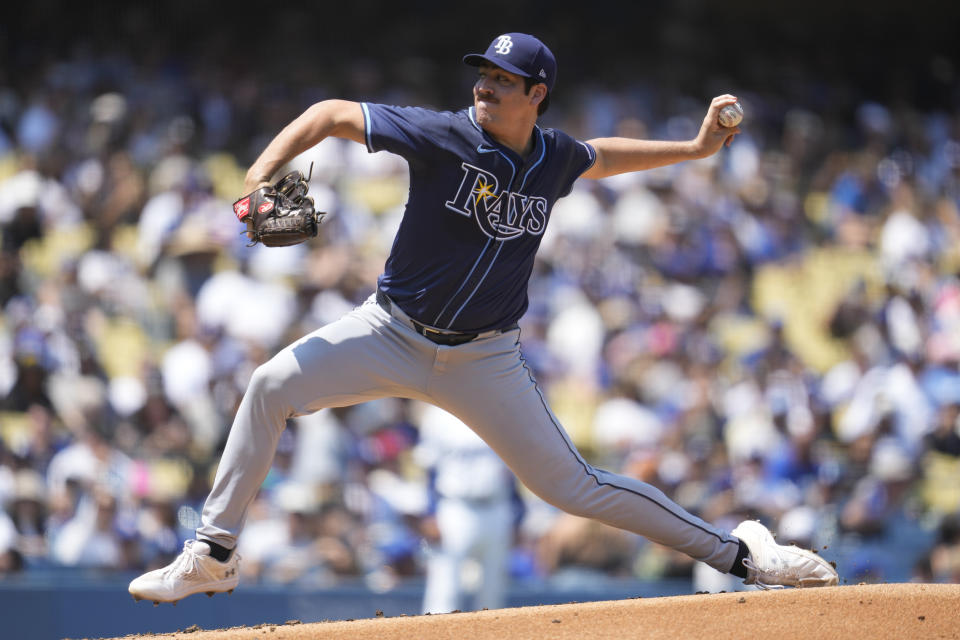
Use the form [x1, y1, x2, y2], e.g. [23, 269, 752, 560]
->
[361, 103, 451, 164]
[556, 133, 597, 198]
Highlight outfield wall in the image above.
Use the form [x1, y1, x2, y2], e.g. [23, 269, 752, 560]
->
[0, 572, 692, 640]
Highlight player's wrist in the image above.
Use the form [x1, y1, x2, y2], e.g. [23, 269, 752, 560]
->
[243, 170, 274, 194]
[242, 178, 272, 195]
[686, 138, 709, 160]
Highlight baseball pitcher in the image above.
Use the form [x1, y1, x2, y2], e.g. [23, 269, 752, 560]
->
[129, 33, 837, 605]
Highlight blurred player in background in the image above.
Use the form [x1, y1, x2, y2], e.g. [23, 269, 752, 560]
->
[415, 405, 518, 613]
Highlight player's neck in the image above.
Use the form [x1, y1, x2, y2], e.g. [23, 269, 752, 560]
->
[484, 123, 537, 157]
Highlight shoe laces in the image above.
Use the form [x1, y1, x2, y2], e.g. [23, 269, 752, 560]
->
[741, 556, 785, 590]
[162, 540, 200, 579]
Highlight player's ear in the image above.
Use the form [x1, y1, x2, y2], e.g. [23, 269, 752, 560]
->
[530, 83, 547, 107]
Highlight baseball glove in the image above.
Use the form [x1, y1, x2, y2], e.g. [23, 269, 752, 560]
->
[233, 167, 324, 247]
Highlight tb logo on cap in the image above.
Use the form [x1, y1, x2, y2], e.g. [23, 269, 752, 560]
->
[494, 35, 513, 55]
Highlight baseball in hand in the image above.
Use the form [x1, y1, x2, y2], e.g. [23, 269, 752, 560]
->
[718, 101, 743, 128]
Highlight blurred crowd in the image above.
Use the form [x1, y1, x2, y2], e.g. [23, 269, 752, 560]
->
[2, 11, 960, 606]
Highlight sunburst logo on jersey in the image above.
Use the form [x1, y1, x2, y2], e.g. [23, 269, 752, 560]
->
[473, 178, 497, 207]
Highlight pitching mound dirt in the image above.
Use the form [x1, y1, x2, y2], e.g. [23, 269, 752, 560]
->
[103, 583, 959, 640]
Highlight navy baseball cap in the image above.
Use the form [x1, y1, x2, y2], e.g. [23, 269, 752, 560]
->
[463, 33, 557, 91]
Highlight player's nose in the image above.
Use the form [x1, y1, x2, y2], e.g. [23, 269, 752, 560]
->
[475, 77, 495, 96]
[476, 86, 496, 102]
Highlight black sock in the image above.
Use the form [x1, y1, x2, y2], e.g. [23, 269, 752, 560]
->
[198, 538, 232, 562]
[729, 538, 750, 579]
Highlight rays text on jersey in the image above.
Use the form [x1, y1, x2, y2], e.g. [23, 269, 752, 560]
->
[444, 163, 547, 240]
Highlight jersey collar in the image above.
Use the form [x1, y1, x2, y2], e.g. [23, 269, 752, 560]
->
[467, 106, 544, 166]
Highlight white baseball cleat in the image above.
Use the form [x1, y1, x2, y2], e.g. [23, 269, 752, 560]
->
[129, 539, 240, 604]
[731, 519, 838, 589]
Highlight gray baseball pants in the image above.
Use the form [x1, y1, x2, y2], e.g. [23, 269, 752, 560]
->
[197, 294, 741, 573]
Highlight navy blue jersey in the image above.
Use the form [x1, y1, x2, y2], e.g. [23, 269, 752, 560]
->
[362, 103, 596, 332]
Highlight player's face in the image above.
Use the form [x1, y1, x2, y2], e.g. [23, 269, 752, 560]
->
[473, 63, 536, 128]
